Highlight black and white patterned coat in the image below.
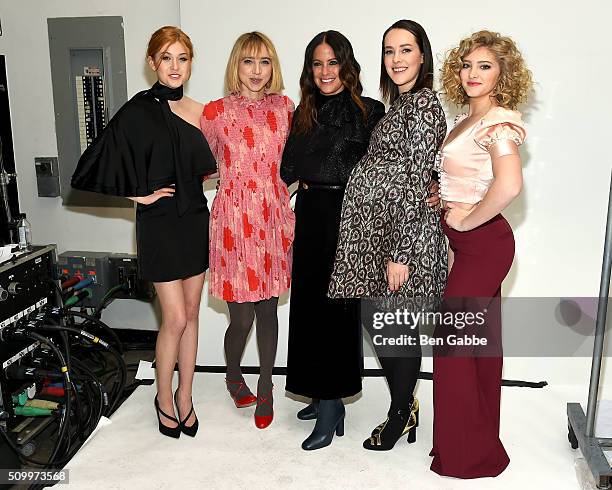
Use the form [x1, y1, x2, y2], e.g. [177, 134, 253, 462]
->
[328, 88, 448, 299]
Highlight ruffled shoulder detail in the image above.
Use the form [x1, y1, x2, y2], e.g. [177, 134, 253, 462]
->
[282, 94, 295, 112]
[474, 107, 526, 152]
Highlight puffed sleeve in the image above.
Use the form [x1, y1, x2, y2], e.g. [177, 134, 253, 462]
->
[200, 99, 223, 158]
[285, 95, 296, 128]
[390, 89, 447, 266]
[474, 107, 526, 158]
[280, 104, 301, 186]
[71, 99, 151, 197]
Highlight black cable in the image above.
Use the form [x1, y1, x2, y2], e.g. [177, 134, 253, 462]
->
[36, 324, 126, 414]
[55, 330, 73, 457]
[59, 310, 123, 354]
[0, 329, 71, 468]
[1, 306, 123, 472]
[93, 283, 127, 317]
[70, 359, 105, 434]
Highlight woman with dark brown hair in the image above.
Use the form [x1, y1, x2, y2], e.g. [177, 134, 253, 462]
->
[72, 26, 216, 439]
[329, 19, 447, 451]
[281, 30, 385, 450]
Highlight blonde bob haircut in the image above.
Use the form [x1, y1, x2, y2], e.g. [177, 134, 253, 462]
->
[441, 30, 533, 110]
[224, 32, 285, 95]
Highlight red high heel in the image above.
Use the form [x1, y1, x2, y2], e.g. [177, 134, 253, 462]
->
[225, 379, 257, 408]
[254, 392, 274, 429]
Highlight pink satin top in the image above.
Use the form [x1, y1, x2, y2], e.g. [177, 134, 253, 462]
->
[437, 107, 526, 204]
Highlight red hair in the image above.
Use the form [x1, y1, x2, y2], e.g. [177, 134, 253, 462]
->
[147, 26, 194, 67]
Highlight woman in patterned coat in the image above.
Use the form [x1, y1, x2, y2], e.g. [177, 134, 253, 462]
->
[328, 19, 447, 450]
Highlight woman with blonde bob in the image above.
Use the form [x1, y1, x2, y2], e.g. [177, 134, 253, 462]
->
[430, 30, 533, 478]
[201, 32, 295, 429]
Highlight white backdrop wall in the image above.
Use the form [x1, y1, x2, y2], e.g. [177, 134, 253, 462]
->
[181, 0, 612, 390]
[1, 0, 611, 392]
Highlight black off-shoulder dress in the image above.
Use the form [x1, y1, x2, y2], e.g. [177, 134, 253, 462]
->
[71, 85, 217, 282]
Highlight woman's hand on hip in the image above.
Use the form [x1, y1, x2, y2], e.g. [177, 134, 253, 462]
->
[426, 180, 440, 208]
[128, 187, 175, 205]
[444, 203, 473, 232]
[387, 261, 409, 292]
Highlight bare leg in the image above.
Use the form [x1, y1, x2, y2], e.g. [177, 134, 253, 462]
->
[176, 272, 205, 427]
[154, 280, 188, 428]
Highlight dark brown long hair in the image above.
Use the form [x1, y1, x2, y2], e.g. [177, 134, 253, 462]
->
[379, 20, 434, 104]
[294, 30, 367, 134]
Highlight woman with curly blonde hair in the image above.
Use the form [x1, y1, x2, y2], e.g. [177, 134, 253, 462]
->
[430, 30, 532, 478]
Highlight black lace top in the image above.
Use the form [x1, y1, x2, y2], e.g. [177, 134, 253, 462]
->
[280, 89, 385, 186]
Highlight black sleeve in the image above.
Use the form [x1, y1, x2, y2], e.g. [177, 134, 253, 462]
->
[71, 98, 152, 197]
[366, 100, 386, 137]
[390, 90, 447, 265]
[280, 106, 301, 186]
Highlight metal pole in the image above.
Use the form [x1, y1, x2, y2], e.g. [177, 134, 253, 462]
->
[586, 171, 612, 436]
[0, 136, 17, 243]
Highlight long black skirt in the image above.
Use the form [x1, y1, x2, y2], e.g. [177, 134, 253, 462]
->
[136, 181, 209, 282]
[285, 185, 362, 399]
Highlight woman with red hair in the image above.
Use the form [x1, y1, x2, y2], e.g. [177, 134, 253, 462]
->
[72, 26, 216, 439]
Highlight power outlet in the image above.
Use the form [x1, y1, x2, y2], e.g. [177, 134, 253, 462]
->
[35, 157, 60, 197]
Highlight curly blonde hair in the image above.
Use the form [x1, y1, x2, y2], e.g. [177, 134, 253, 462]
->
[440, 30, 533, 109]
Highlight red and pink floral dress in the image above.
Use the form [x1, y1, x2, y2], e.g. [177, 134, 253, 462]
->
[200, 93, 295, 303]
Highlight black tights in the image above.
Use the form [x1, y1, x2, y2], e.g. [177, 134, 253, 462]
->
[376, 356, 421, 412]
[362, 300, 421, 413]
[225, 297, 278, 394]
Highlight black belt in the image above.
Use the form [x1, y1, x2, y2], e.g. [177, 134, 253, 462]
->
[300, 181, 345, 191]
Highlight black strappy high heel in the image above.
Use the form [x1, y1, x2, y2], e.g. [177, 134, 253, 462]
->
[154, 394, 181, 439]
[174, 389, 199, 437]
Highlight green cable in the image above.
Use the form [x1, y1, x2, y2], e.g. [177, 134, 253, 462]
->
[94, 283, 127, 314]
[14, 406, 53, 416]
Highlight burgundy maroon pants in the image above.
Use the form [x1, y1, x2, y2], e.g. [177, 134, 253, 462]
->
[430, 214, 514, 478]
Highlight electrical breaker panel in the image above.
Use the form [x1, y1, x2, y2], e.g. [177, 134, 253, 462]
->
[47, 17, 129, 208]
[75, 64, 106, 153]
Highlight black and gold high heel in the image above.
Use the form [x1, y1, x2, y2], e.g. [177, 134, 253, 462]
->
[364, 397, 419, 451]
[174, 389, 199, 437]
[154, 394, 181, 439]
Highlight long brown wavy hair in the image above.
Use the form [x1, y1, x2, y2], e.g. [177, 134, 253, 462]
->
[293, 31, 367, 134]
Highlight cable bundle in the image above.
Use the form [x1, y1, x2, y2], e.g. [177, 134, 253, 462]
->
[0, 304, 129, 486]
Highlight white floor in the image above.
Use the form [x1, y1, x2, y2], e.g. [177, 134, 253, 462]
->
[63, 374, 596, 489]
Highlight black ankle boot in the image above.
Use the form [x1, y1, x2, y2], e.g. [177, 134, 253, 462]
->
[301, 399, 344, 451]
[297, 400, 319, 420]
[363, 398, 419, 451]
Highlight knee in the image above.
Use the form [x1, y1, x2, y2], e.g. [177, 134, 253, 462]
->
[162, 311, 188, 336]
[229, 314, 255, 332]
[184, 302, 201, 324]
